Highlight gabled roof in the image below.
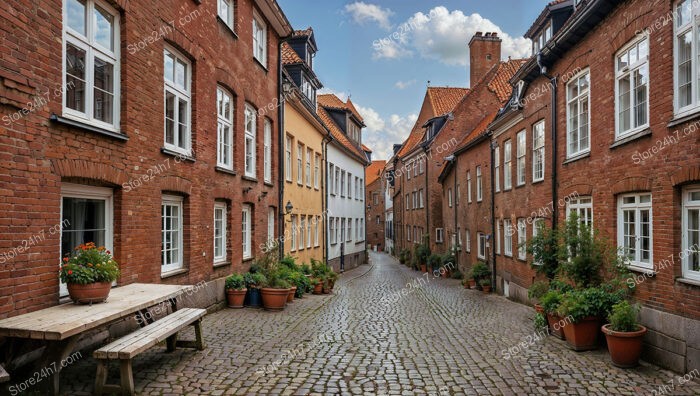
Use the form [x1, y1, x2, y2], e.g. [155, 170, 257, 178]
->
[362, 144, 372, 153]
[488, 59, 528, 102]
[317, 94, 365, 124]
[525, 0, 574, 38]
[281, 42, 303, 65]
[366, 160, 386, 185]
[317, 94, 369, 164]
[292, 27, 317, 50]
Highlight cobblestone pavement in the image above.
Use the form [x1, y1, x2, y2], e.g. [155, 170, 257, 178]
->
[14, 252, 700, 395]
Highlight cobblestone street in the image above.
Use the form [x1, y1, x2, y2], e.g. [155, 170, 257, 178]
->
[39, 252, 700, 395]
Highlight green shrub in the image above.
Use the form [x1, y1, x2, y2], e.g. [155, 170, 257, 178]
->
[526, 222, 560, 280]
[451, 269, 463, 280]
[244, 272, 266, 289]
[470, 262, 490, 281]
[540, 290, 563, 314]
[556, 287, 624, 323]
[527, 281, 549, 302]
[608, 300, 640, 332]
[479, 278, 491, 287]
[534, 313, 547, 332]
[427, 254, 442, 270]
[225, 274, 245, 290]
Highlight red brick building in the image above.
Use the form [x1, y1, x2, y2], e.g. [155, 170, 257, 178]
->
[0, 0, 292, 317]
[365, 160, 386, 251]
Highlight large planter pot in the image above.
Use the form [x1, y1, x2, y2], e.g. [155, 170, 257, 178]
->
[244, 288, 262, 308]
[468, 279, 476, 289]
[562, 316, 601, 351]
[312, 283, 323, 295]
[67, 282, 112, 304]
[481, 285, 491, 294]
[260, 288, 288, 311]
[534, 304, 545, 315]
[420, 264, 428, 273]
[226, 289, 247, 309]
[546, 313, 566, 340]
[602, 324, 648, 368]
[287, 287, 296, 303]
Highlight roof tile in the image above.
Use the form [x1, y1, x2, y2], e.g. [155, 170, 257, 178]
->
[366, 160, 386, 185]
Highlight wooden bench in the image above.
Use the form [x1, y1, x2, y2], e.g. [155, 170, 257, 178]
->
[0, 364, 9, 383]
[93, 308, 206, 396]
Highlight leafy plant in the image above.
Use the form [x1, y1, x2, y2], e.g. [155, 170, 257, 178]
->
[534, 313, 548, 332]
[526, 222, 561, 280]
[225, 274, 245, 291]
[608, 300, 641, 332]
[559, 213, 604, 288]
[527, 281, 549, 303]
[59, 242, 120, 285]
[479, 278, 491, 287]
[262, 269, 291, 289]
[244, 272, 267, 289]
[451, 269, 463, 280]
[427, 254, 442, 270]
[415, 236, 431, 264]
[280, 255, 299, 271]
[470, 262, 490, 281]
[540, 289, 563, 314]
[556, 287, 624, 323]
[300, 263, 312, 275]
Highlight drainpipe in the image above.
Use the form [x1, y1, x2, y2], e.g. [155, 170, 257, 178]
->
[489, 134, 497, 289]
[322, 133, 331, 266]
[538, 53, 559, 228]
[424, 149, 430, 248]
[278, 41, 286, 260]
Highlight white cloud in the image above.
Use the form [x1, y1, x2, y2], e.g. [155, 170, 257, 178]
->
[318, 88, 348, 102]
[372, 6, 531, 69]
[395, 80, 416, 90]
[345, 2, 394, 30]
[355, 104, 418, 160]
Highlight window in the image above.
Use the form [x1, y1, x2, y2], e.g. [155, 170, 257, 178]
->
[314, 216, 320, 247]
[216, 87, 234, 169]
[63, 0, 120, 129]
[290, 215, 297, 251]
[297, 143, 303, 185]
[516, 131, 526, 186]
[496, 221, 501, 255]
[164, 47, 191, 154]
[347, 173, 352, 197]
[458, 228, 463, 250]
[517, 219, 527, 260]
[346, 218, 352, 242]
[494, 147, 500, 193]
[682, 186, 700, 280]
[533, 121, 545, 182]
[267, 208, 275, 248]
[567, 197, 594, 228]
[340, 171, 346, 197]
[285, 136, 293, 182]
[162, 195, 184, 273]
[419, 189, 424, 208]
[618, 194, 653, 269]
[262, 120, 272, 182]
[407, 225, 411, 241]
[307, 216, 312, 249]
[419, 159, 424, 174]
[214, 202, 227, 264]
[218, 0, 234, 29]
[299, 216, 306, 250]
[504, 140, 512, 190]
[301, 75, 316, 105]
[616, 36, 649, 138]
[448, 188, 453, 208]
[407, 163, 411, 180]
[252, 14, 267, 65]
[476, 166, 483, 202]
[414, 226, 418, 243]
[676, 0, 700, 115]
[305, 148, 312, 187]
[335, 168, 340, 195]
[533, 218, 544, 265]
[436, 228, 444, 243]
[330, 217, 336, 245]
[477, 232, 487, 260]
[467, 171, 472, 203]
[566, 70, 590, 157]
[413, 162, 418, 177]
[465, 229, 471, 252]
[314, 154, 320, 189]
[244, 105, 257, 178]
[406, 194, 410, 211]
[504, 219, 513, 257]
[60, 184, 113, 296]
[242, 205, 252, 259]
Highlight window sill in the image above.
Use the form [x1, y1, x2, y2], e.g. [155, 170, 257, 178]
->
[217, 16, 238, 39]
[628, 265, 656, 276]
[676, 277, 700, 287]
[242, 257, 254, 263]
[610, 128, 652, 150]
[215, 166, 237, 176]
[532, 179, 544, 184]
[563, 152, 590, 165]
[242, 175, 257, 183]
[161, 268, 188, 279]
[668, 110, 700, 128]
[50, 114, 128, 141]
[264, 181, 274, 187]
[161, 147, 196, 162]
[213, 261, 231, 269]
[253, 57, 268, 72]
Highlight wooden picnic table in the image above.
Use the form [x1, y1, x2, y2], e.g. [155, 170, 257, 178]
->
[0, 283, 192, 395]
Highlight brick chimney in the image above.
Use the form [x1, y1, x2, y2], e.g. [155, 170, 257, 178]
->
[468, 32, 502, 85]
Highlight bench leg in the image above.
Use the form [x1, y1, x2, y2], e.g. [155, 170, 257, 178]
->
[194, 319, 204, 351]
[94, 360, 108, 396]
[120, 360, 135, 396]
[166, 334, 178, 352]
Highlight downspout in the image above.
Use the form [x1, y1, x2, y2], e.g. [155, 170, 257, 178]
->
[489, 134, 497, 289]
[424, 148, 430, 247]
[324, 133, 334, 267]
[538, 53, 559, 228]
[278, 41, 286, 260]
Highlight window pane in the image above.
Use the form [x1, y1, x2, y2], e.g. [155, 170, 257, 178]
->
[61, 197, 106, 257]
[640, 209, 651, 263]
[67, 0, 86, 35]
[66, 44, 86, 113]
[94, 5, 114, 51]
[178, 98, 188, 149]
[634, 66, 648, 127]
[165, 92, 175, 145]
[678, 0, 691, 27]
[679, 31, 693, 108]
[176, 60, 187, 89]
[618, 74, 631, 132]
[580, 96, 589, 150]
[164, 52, 174, 82]
[689, 209, 700, 271]
[93, 58, 114, 123]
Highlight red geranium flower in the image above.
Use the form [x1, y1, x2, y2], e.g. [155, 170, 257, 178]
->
[68, 270, 73, 275]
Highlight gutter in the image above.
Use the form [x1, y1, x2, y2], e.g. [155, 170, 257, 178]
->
[322, 132, 333, 267]
[278, 40, 286, 260]
[537, 53, 559, 228]
[489, 132, 497, 289]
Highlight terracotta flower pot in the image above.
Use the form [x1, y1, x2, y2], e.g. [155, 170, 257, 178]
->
[420, 264, 427, 273]
[226, 289, 247, 309]
[481, 285, 491, 294]
[546, 313, 566, 340]
[67, 282, 112, 304]
[313, 283, 323, 295]
[602, 324, 647, 368]
[260, 288, 288, 311]
[287, 287, 296, 303]
[562, 316, 601, 351]
[534, 304, 545, 315]
[468, 279, 476, 289]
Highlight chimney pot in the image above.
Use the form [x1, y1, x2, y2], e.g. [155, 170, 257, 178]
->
[475, 32, 483, 37]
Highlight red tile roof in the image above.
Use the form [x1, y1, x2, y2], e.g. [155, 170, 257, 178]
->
[362, 144, 372, 153]
[488, 59, 528, 102]
[281, 42, 303, 65]
[366, 160, 386, 185]
[293, 27, 314, 38]
[317, 94, 369, 164]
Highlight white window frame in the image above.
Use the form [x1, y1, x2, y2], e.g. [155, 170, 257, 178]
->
[617, 193, 653, 269]
[448, 188, 453, 208]
[290, 214, 297, 251]
[264, 119, 272, 183]
[214, 202, 227, 264]
[566, 69, 591, 158]
[285, 136, 293, 182]
[297, 143, 303, 185]
[682, 185, 700, 280]
[244, 105, 257, 178]
[533, 120, 545, 182]
[314, 154, 320, 189]
[494, 147, 500, 193]
[305, 148, 312, 187]
[314, 216, 320, 247]
[465, 229, 471, 253]
[516, 131, 526, 186]
[496, 221, 501, 255]
[216, 87, 234, 169]
[62, 0, 121, 131]
[218, 0, 234, 30]
[477, 232, 487, 260]
[567, 197, 594, 228]
[615, 35, 649, 139]
[436, 228, 444, 244]
[299, 216, 306, 250]
[163, 46, 191, 155]
[467, 171, 472, 203]
[307, 216, 312, 249]
[242, 204, 252, 259]
[476, 166, 483, 202]
[252, 13, 267, 65]
[504, 219, 513, 257]
[267, 207, 275, 247]
[504, 140, 512, 190]
[329, 217, 336, 245]
[675, 0, 700, 116]
[419, 189, 424, 209]
[162, 195, 184, 274]
[517, 219, 527, 260]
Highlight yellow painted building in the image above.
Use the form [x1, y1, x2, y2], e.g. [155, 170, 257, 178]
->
[281, 31, 327, 264]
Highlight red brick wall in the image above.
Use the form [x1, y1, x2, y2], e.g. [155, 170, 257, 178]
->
[0, 0, 283, 317]
[365, 178, 385, 250]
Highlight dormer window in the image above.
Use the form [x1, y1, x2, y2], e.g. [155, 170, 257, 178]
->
[426, 123, 436, 141]
[301, 74, 316, 106]
[306, 45, 314, 69]
[532, 22, 553, 55]
[348, 121, 360, 143]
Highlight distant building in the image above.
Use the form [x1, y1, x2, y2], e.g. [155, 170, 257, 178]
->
[365, 160, 387, 252]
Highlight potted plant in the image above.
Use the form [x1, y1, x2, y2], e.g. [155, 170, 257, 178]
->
[224, 274, 246, 309]
[260, 270, 291, 311]
[526, 221, 561, 281]
[311, 277, 323, 295]
[465, 268, 477, 289]
[557, 287, 621, 351]
[243, 272, 266, 308]
[479, 278, 492, 293]
[428, 254, 442, 274]
[441, 252, 455, 278]
[602, 301, 647, 368]
[471, 262, 490, 289]
[534, 312, 548, 333]
[540, 289, 565, 340]
[60, 242, 120, 304]
[528, 281, 549, 315]
[415, 239, 431, 273]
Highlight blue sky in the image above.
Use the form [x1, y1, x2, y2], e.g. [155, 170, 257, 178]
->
[278, 0, 551, 160]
